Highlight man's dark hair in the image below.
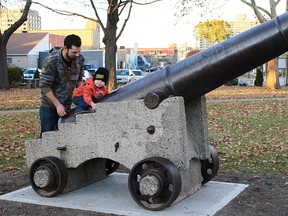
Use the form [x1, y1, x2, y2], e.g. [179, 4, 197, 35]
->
[64, 34, 82, 49]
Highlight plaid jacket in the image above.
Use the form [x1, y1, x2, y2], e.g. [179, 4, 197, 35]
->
[39, 47, 85, 109]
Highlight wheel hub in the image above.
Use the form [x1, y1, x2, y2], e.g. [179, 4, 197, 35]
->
[33, 167, 53, 188]
[139, 174, 161, 196]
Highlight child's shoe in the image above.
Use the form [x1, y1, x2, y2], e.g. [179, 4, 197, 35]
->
[74, 110, 90, 117]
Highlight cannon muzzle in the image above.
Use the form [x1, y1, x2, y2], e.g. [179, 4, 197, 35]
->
[103, 12, 288, 103]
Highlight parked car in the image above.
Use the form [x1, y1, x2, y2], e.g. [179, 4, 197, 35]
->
[132, 69, 145, 80]
[84, 64, 94, 70]
[82, 70, 91, 81]
[116, 69, 136, 84]
[23, 68, 41, 80]
[21, 67, 29, 73]
[87, 68, 97, 76]
[225, 78, 239, 86]
[146, 66, 162, 73]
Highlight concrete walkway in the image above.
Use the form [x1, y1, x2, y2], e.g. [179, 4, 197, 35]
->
[0, 109, 38, 114]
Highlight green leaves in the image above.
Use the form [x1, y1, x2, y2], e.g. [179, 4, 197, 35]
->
[194, 19, 232, 43]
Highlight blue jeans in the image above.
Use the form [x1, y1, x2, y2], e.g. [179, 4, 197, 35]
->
[72, 96, 90, 112]
[39, 106, 59, 137]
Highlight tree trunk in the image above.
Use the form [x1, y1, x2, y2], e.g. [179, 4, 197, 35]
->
[266, 58, 280, 89]
[0, 0, 31, 90]
[0, 37, 10, 89]
[286, 54, 288, 86]
[105, 40, 117, 91]
[104, 29, 117, 92]
[102, 0, 119, 92]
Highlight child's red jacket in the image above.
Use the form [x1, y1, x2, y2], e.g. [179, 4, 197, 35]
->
[72, 77, 108, 106]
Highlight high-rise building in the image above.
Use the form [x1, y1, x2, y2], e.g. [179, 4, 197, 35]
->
[0, 8, 41, 32]
[196, 14, 259, 50]
[229, 14, 259, 37]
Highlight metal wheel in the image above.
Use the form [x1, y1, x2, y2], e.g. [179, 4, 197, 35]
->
[106, 159, 120, 175]
[29, 156, 68, 197]
[201, 145, 219, 185]
[128, 157, 181, 211]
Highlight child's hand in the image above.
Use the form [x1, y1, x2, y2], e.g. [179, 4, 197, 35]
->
[91, 102, 97, 112]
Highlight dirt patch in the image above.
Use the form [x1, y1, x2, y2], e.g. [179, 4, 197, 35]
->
[0, 170, 287, 216]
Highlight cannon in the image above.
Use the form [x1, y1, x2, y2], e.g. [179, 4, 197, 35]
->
[25, 12, 288, 211]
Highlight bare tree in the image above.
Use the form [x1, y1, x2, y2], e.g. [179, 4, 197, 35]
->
[0, 0, 32, 90]
[33, 0, 162, 91]
[240, 0, 287, 89]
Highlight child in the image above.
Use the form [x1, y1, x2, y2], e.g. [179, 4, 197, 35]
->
[72, 67, 109, 116]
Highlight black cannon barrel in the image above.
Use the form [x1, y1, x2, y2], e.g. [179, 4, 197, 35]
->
[103, 12, 288, 103]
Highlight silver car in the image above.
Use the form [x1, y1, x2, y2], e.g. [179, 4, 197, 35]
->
[116, 69, 136, 84]
[132, 69, 145, 81]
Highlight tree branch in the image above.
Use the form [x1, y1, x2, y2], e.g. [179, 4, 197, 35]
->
[3, 0, 32, 44]
[133, 0, 163, 5]
[89, 0, 105, 31]
[116, 0, 133, 41]
[32, 1, 100, 24]
[240, 0, 270, 22]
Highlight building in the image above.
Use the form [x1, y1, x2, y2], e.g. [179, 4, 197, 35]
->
[1, 7, 99, 50]
[196, 14, 259, 50]
[28, 20, 101, 50]
[138, 46, 178, 67]
[7, 33, 65, 68]
[229, 14, 259, 37]
[116, 45, 178, 71]
[0, 8, 41, 32]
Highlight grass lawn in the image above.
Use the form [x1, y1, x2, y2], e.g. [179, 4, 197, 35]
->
[0, 86, 287, 174]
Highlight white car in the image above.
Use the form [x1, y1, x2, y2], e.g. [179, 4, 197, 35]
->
[83, 70, 92, 81]
[23, 68, 41, 80]
[116, 69, 136, 84]
[132, 69, 145, 80]
[83, 68, 98, 82]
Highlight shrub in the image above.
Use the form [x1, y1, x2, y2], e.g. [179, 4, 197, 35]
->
[254, 68, 264, 86]
[34, 69, 40, 78]
[8, 66, 23, 86]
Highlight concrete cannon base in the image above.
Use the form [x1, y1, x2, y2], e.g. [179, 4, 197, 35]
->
[25, 96, 212, 209]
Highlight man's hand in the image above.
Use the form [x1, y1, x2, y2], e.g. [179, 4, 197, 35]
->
[56, 103, 67, 117]
[45, 91, 67, 117]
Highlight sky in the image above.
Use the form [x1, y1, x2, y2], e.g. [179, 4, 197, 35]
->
[30, 0, 285, 48]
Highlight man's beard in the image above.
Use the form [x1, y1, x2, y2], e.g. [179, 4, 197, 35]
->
[66, 52, 77, 61]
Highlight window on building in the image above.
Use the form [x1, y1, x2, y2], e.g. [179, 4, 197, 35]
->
[7, 58, 12, 65]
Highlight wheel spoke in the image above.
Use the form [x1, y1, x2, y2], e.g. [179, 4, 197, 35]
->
[105, 159, 120, 175]
[201, 145, 220, 184]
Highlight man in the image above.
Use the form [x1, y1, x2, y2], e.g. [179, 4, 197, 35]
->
[39, 34, 85, 137]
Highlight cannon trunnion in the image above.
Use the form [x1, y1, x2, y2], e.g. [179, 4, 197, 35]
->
[25, 12, 288, 211]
